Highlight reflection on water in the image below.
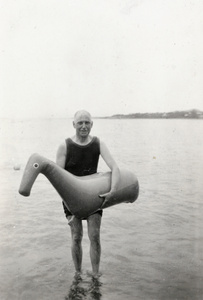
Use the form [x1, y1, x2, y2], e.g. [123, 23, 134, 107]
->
[65, 273, 102, 300]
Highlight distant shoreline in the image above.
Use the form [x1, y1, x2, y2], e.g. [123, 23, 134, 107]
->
[98, 109, 203, 119]
[1, 109, 203, 120]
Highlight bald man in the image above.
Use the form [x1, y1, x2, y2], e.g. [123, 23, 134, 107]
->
[56, 110, 120, 277]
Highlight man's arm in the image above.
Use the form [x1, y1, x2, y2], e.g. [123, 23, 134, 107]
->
[99, 140, 120, 207]
[56, 142, 67, 168]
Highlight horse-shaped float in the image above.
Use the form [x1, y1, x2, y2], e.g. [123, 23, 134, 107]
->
[19, 153, 139, 219]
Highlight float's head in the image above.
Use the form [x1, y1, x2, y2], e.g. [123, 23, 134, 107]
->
[18, 154, 42, 196]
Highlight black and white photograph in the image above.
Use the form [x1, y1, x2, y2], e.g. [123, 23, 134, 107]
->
[0, 1, 203, 299]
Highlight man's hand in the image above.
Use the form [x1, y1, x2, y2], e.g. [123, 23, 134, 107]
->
[99, 191, 113, 208]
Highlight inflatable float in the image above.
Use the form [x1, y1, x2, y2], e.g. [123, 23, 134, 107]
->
[19, 153, 139, 219]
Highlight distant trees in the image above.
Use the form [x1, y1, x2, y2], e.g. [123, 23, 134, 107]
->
[109, 109, 203, 119]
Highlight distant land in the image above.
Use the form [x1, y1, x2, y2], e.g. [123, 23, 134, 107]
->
[102, 109, 203, 119]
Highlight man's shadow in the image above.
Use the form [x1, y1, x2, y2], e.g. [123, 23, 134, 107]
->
[65, 273, 102, 300]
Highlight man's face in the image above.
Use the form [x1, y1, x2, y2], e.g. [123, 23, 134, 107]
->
[73, 113, 93, 138]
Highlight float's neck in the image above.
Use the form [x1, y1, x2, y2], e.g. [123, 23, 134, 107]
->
[19, 153, 76, 203]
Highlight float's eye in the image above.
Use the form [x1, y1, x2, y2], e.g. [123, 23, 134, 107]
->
[33, 163, 39, 169]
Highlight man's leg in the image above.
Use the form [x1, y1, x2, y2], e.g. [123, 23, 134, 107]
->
[68, 216, 83, 274]
[87, 213, 102, 276]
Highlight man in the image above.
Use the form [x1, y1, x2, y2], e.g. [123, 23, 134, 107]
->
[56, 110, 120, 277]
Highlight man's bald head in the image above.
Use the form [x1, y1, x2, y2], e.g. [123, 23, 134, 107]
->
[74, 110, 93, 124]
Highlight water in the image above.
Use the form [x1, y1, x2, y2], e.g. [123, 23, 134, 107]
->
[0, 118, 203, 300]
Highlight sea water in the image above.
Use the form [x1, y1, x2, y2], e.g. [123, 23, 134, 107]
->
[0, 118, 203, 300]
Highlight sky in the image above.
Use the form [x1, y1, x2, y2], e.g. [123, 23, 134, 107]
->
[0, 0, 203, 118]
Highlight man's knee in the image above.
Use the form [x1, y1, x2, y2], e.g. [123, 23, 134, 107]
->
[72, 232, 83, 245]
[88, 228, 101, 246]
[90, 237, 100, 248]
[87, 213, 101, 244]
[69, 217, 83, 244]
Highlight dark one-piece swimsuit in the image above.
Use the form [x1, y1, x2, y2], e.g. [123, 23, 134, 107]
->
[62, 136, 103, 219]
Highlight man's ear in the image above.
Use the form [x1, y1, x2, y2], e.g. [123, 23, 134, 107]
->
[73, 121, 76, 128]
[91, 121, 93, 128]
